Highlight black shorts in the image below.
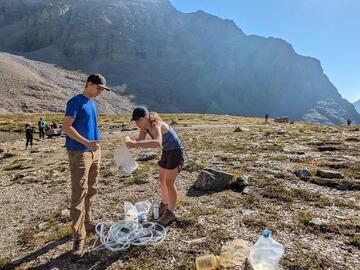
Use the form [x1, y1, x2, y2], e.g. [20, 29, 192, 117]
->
[158, 149, 185, 171]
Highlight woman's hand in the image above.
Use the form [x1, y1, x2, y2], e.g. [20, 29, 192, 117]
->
[126, 141, 138, 149]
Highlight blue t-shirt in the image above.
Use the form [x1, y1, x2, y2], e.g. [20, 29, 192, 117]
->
[65, 94, 100, 152]
[38, 120, 45, 128]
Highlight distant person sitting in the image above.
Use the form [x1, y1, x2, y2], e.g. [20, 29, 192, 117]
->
[25, 123, 34, 150]
[347, 118, 352, 126]
[38, 118, 46, 139]
[51, 121, 58, 129]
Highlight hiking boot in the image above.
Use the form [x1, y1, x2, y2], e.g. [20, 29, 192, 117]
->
[158, 209, 176, 226]
[72, 239, 85, 258]
[85, 222, 96, 233]
[159, 202, 168, 217]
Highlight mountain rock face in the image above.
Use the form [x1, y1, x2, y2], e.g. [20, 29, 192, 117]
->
[0, 52, 131, 113]
[0, 0, 358, 124]
[353, 100, 360, 113]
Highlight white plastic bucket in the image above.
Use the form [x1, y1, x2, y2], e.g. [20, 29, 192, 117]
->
[114, 145, 139, 176]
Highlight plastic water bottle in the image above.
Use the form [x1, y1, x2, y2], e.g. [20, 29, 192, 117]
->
[248, 229, 284, 270]
[153, 203, 160, 220]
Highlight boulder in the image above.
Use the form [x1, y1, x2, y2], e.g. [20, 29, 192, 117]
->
[137, 152, 157, 161]
[274, 116, 289, 123]
[194, 169, 233, 191]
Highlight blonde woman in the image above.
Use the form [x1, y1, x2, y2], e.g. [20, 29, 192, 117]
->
[126, 107, 184, 225]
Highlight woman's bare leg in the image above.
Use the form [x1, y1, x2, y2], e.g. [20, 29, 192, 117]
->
[165, 167, 180, 211]
[159, 167, 169, 204]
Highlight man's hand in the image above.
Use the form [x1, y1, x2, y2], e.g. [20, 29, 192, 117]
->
[126, 141, 137, 149]
[86, 141, 100, 151]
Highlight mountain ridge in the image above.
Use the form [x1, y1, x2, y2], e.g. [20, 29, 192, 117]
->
[0, 0, 358, 125]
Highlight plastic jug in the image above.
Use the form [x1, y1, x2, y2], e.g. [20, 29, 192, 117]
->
[195, 254, 220, 270]
[248, 229, 284, 270]
[220, 239, 251, 268]
[114, 145, 139, 176]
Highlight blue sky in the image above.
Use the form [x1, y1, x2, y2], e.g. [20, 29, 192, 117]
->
[170, 0, 360, 103]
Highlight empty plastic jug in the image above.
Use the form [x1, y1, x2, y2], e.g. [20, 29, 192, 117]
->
[195, 254, 220, 270]
[248, 229, 284, 270]
[114, 145, 139, 176]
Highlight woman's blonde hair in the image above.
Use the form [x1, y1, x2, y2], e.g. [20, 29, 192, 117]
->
[148, 112, 162, 126]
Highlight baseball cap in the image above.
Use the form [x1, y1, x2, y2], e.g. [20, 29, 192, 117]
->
[87, 74, 111, 91]
[131, 107, 149, 121]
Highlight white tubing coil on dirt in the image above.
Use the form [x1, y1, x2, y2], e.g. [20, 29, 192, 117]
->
[92, 220, 166, 252]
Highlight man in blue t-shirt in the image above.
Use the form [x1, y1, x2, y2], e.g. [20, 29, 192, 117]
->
[62, 74, 110, 258]
[38, 118, 46, 139]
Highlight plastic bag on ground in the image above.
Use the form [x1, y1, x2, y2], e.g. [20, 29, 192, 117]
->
[124, 201, 138, 221]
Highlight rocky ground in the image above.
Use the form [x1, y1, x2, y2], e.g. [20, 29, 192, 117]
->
[0, 114, 359, 270]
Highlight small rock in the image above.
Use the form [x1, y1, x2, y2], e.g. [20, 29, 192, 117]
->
[241, 209, 255, 216]
[231, 176, 250, 192]
[295, 168, 312, 180]
[309, 218, 329, 226]
[316, 169, 344, 179]
[61, 209, 70, 220]
[234, 126, 249, 132]
[318, 145, 342, 152]
[137, 152, 157, 161]
[276, 130, 288, 136]
[194, 169, 233, 191]
[242, 187, 250, 195]
[134, 179, 149, 185]
[345, 137, 360, 142]
[38, 222, 48, 230]
[337, 182, 351, 190]
[170, 120, 178, 125]
[274, 116, 289, 123]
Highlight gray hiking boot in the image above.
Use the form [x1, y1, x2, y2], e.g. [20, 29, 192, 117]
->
[158, 209, 176, 226]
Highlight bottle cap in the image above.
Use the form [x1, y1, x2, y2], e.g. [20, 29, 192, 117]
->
[263, 229, 271, 238]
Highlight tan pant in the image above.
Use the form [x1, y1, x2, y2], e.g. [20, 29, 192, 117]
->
[68, 149, 101, 240]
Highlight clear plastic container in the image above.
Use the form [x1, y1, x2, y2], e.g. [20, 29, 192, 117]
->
[248, 229, 284, 270]
[153, 203, 160, 220]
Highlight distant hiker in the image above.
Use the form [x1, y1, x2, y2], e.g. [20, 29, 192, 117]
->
[126, 107, 185, 226]
[347, 118, 352, 126]
[25, 123, 34, 150]
[62, 74, 110, 258]
[265, 113, 269, 124]
[38, 118, 46, 139]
